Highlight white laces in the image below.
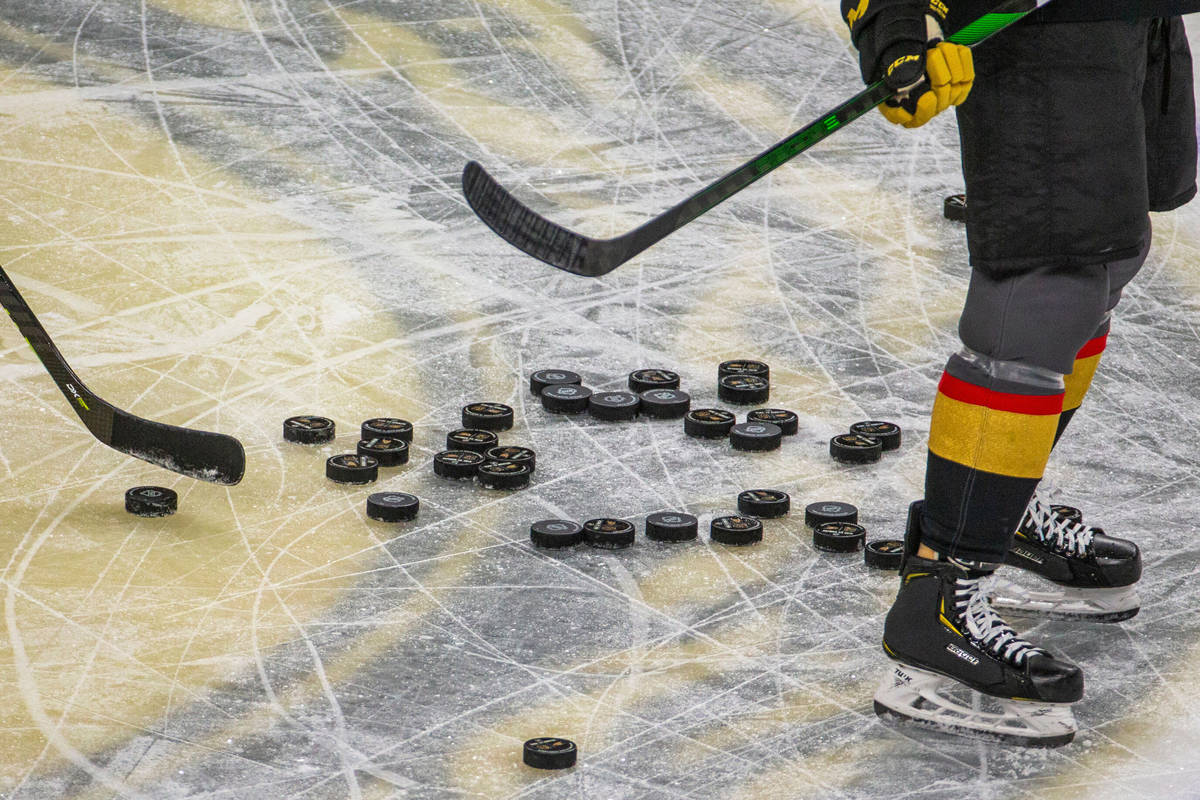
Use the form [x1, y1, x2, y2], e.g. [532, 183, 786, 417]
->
[1023, 494, 1095, 558]
[956, 576, 1045, 666]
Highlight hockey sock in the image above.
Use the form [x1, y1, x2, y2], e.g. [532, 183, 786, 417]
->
[1053, 330, 1108, 445]
[923, 368, 1065, 563]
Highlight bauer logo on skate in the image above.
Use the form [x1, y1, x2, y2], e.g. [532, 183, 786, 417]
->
[946, 644, 980, 665]
[1011, 546, 1045, 565]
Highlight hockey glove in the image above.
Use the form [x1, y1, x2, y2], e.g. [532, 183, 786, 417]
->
[843, 0, 974, 128]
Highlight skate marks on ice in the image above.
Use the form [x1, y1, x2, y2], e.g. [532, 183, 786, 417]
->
[1, 1, 1200, 798]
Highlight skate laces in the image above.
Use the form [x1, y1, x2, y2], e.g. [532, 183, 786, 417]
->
[1024, 495, 1094, 558]
[954, 574, 1045, 666]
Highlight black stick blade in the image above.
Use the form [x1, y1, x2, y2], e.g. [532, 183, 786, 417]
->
[111, 410, 246, 485]
[0, 265, 246, 486]
[462, 161, 622, 277]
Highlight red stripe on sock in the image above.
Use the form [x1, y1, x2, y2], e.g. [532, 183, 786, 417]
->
[937, 373, 1064, 416]
[1075, 334, 1108, 360]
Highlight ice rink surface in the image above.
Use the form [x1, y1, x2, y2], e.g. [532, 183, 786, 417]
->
[2, 1, 1200, 798]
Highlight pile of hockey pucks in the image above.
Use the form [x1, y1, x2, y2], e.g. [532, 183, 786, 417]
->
[282, 415, 421, 521]
[529, 489, 798, 551]
[829, 420, 902, 465]
[803, 500, 905, 569]
[532, 361, 799, 454]
[435, 403, 537, 490]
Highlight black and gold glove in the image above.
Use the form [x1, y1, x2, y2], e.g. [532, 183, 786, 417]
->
[842, 0, 974, 128]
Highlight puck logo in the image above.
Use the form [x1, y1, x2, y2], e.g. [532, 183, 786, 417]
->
[601, 393, 636, 404]
[361, 438, 405, 450]
[818, 522, 859, 535]
[450, 431, 494, 443]
[723, 516, 757, 530]
[816, 504, 846, 513]
[481, 461, 525, 474]
[647, 390, 676, 400]
[946, 644, 980, 665]
[380, 495, 409, 504]
[544, 522, 571, 531]
[877, 541, 902, 553]
[331, 455, 371, 467]
[542, 372, 568, 381]
[692, 410, 733, 421]
[585, 518, 630, 532]
[659, 515, 683, 523]
[548, 386, 584, 397]
[743, 425, 768, 435]
[137, 489, 163, 498]
[289, 416, 331, 429]
[721, 375, 768, 389]
[441, 451, 484, 464]
[746, 490, 784, 501]
[631, 369, 677, 384]
[837, 434, 877, 447]
[467, 403, 509, 416]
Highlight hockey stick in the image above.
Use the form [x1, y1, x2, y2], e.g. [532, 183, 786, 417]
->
[463, 0, 1054, 277]
[0, 265, 246, 485]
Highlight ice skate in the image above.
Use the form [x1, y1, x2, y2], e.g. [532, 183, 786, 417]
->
[874, 502, 1083, 747]
[991, 492, 1141, 622]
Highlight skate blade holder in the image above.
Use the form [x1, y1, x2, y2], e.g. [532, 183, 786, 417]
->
[873, 664, 1077, 747]
[986, 573, 1140, 623]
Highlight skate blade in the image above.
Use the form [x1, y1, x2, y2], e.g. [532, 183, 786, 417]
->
[987, 573, 1140, 623]
[873, 664, 1077, 748]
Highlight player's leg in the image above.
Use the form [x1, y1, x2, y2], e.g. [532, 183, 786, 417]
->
[875, 18, 1156, 745]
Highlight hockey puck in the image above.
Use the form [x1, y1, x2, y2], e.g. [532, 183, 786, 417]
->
[366, 492, 419, 522]
[589, 391, 641, 421]
[357, 437, 410, 467]
[125, 486, 178, 517]
[865, 539, 905, 570]
[476, 460, 532, 490]
[541, 384, 592, 414]
[1051, 504, 1083, 524]
[718, 359, 770, 381]
[361, 417, 413, 443]
[530, 519, 585, 549]
[484, 445, 536, 473]
[326, 454, 379, 485]
[718, 374, 770, 406]
[446, 428, 500, 454]
[849, 421, 902, 452]
[804, 501, 859, 528]
[462, 402, 514, 431]
[639, 388, 691, 419]
[746, 408, 799, 436]
[813, 521, 867, 553]
[684, 408, 737, 438]
[523, 737, 577, 770]
[710, 515, 764, 546]
[737, 489, 790, 519]
[628, 368, 680, 393]
[730, 422, 783, 452]
[433, 450, 486, 480]
[583, 518, 636, 549]
[530, 369, 582, 396]
[645, 512, 699, 542]
[943, 193, 967, 222]
[283, 415, 335, 445]
[830, 433, 882, 464]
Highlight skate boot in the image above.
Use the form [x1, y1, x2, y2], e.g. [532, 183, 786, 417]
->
[990, 491, 1141, 622]
[874, 501, 1083, 747]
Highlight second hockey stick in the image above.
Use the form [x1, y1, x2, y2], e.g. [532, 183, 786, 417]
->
[463, 0, 1054, 277]
[0, 266, 246, 485]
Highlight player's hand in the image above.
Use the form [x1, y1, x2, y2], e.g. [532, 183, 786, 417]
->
[844, 1, 974, 128]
